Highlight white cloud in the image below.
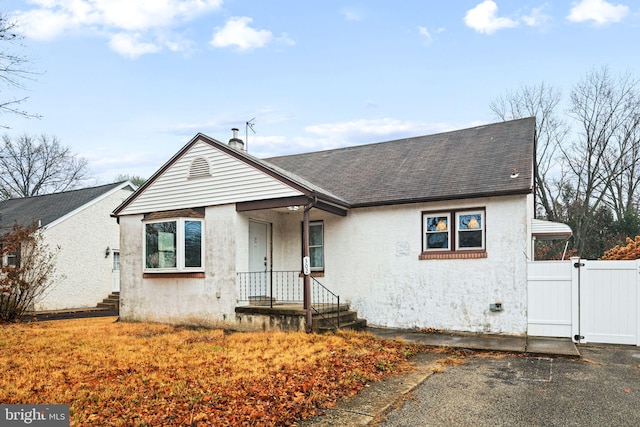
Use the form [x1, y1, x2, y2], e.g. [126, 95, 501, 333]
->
[522, 5, 553, 27]
[418, 26, 432, 43]
[247, 118, 484, 158]
[97, 0, 221, 31]
[567, 0, 629, 25]
[277, 33, 296, 47]
[108, 33, 162, 59]
[13, 0, 223, 57]
[304, 118, 458, 145]
[464, 0, 519, 34]
[83, 146, 168, 184]
[210, 17, 273, 51]
[13, 8, 73, 40]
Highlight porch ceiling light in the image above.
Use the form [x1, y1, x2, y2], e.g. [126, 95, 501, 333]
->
[287, 206, 300, 211]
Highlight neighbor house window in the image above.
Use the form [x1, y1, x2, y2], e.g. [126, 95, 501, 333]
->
[6, 251, 18, 267]
[144, 218, 203, 272]
[1, 248, 19, 268]
[422, 209, 485, 255]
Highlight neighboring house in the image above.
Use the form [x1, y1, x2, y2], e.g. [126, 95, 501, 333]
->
[113, 118, 541, 335]
[0, 181, 136, 311]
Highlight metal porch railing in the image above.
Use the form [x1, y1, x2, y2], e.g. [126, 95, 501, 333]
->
[236, 271, 341, 330]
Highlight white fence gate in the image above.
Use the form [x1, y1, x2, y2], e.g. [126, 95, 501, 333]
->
[527, 261, 575, 338]
[528, 258, 640, 345]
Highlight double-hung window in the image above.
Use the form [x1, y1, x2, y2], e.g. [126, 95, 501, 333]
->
[144, 218, 203, 272]
[455, 211, 484, 250]
[301, 221, 324, 272]
[422, 209, 485, 256]
[309, 221, 324, 271]
[1, 245, 19, 268]
[424, 213, 452, 250]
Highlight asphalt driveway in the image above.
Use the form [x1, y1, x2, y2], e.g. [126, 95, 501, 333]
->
[377, 345, 640, 427]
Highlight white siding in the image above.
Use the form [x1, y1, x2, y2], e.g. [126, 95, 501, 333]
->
[119, 140, 303, 215]
[35, 188, 132, 310]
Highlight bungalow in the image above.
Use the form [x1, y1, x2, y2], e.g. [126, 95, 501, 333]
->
[113, 117, 537, 334]
[0, 181, 136, 311]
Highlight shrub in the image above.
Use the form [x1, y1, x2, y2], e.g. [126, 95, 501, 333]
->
[600, 236, 640, 260]
[0, 224, 59, 322]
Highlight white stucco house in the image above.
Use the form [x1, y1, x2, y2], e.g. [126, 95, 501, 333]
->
[0, 181, 136, 311]
[113, 118, 543, 335]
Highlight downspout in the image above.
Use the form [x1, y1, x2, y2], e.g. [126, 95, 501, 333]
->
[303, 197, 317, 333]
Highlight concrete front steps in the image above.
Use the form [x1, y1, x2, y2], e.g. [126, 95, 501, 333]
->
[96, 292, 120, 311]
[313, 303, 367, 333]
[235, 301, 367, 333]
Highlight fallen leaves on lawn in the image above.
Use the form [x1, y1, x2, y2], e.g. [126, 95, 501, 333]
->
[0, 318, 420, 426]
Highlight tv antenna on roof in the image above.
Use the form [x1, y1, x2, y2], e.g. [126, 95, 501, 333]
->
[245, 118, 256, 152]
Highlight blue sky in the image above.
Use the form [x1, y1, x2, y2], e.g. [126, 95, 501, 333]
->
[2, 0, 638, 184]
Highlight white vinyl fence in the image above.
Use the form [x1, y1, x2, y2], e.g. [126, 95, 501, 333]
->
[528, 258, 640, 345]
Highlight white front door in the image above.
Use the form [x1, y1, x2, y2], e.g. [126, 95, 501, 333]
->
[248, 221, 270, 296]
[112, 250, 120, 292]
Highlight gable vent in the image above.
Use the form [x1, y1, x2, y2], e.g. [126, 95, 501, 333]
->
[189, 157, 211, 178]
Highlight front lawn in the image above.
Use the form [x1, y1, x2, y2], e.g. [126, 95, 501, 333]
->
[0, 317, 420, 426]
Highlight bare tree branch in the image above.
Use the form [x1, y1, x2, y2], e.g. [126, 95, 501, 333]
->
[0, 11, 41, 127]
[0, 134, 91, 199]
[565, 67, 640, 255]
[490, 82, 569, 221]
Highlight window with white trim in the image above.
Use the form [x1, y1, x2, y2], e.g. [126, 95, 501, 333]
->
[1, 247, 19, 268]
[455, 210, 484, 250]
[309, 221, 324, 271]
[144, 218, 203, 272]
[424, 213, 451, 250]
[423, 209, 485, 252]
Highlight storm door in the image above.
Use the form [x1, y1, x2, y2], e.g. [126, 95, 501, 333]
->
[112, 250, 120, 292]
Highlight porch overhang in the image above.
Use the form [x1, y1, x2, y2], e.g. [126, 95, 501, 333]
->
[236, 195, 349, 216]
[531, 218, 573, 261]
[531, 219, 572, 240]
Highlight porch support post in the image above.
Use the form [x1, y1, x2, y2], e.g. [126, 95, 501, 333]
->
[303, 202, 313, 333]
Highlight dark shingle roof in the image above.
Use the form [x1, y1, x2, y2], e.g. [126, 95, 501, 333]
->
[0, 182, 128, 230]
[264, 118, 535, 207]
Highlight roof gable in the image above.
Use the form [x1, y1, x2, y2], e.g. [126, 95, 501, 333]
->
[0, 181, 134, 231]
[115, 135, 319, 216]
[265, 118, 535, 206]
